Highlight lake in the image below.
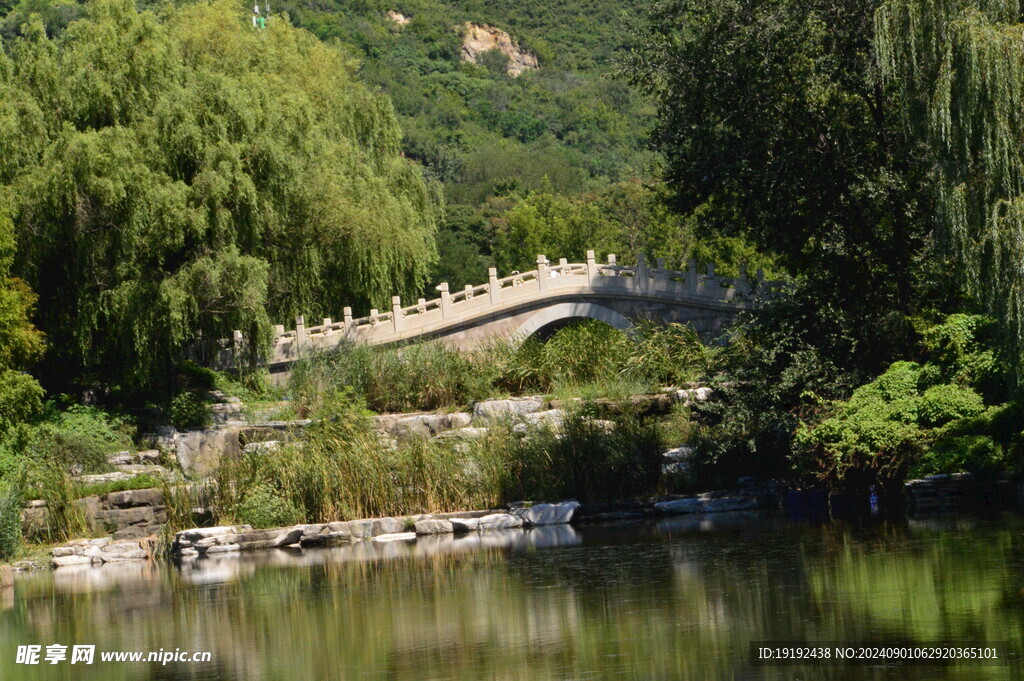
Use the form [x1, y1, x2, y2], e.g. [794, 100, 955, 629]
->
[2, 512, 1022, 680]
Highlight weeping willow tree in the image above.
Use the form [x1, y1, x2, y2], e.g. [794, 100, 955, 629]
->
[876, 0, 1024, 386]
[0, 0, 440, 393]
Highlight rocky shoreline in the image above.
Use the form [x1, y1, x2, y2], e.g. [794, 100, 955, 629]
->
[18, 471, 1024, 571]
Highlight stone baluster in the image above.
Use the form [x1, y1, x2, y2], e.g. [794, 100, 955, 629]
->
[607, 253, 617, 275]
[343, 307, 353, 333]
[295, 316, 306, 353]
[273, 324, 284, 339]
[392, 296, 402, 333]
[417, 298, 426, 315]
[586, 249, 598, 280]
[438, 283, 451, 318]
[488, 267, 500, 304]
[465, 284, 474, 299]
[369, 309, 379, 325]
[738, 264, 750, 295]
[537, 255, 549, 291]
[655, 257, 666, 281]
[321, 318, 332, 335]
[706, 263, 716, 277]
[637, 253, 648, 283]
[687, 259, 698, 295]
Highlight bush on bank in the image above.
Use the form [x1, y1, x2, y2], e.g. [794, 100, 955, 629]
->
[791, 315, 1020, 494]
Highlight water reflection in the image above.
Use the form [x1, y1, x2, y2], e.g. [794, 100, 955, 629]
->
[2, 515, 1022, 680]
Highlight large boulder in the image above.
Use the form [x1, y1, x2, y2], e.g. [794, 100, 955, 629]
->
[414, 518, 454, 535]
[477, 513, 524, 531]
[510, 501, 579, 526]
[473, 398, 544, 419]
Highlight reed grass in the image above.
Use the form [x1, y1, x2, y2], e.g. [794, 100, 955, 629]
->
[30, 464, 88, 543]
[287, 320, 711, 414]
[213, 395, 666, 526]
[0, 478, 22, 561]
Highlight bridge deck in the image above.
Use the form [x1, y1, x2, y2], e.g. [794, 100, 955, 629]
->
[201, 251, 775, 371]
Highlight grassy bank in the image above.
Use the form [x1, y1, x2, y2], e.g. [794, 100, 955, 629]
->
[213, 394, 668, 528]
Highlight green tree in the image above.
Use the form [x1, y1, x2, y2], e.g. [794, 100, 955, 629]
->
[876, 0, 1024, 387]
[493, 190, 619, 271]
[628, 0, 931, 315]
[0, 202, 44, 435]
[0, 0, 440, 393]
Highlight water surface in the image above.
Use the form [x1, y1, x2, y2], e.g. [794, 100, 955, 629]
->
[2, 512, 1023, 680]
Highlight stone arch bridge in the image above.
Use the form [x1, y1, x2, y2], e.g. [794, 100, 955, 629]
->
[207, 251, 776, 377]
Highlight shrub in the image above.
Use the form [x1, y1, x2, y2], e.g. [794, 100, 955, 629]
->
[0, 370, 44, 437]
[914, 435, 1004, 479]
[236, 484, 302, 529]
[918, 384, 985, 427]
[29, 404, 135, 474]
[795, 360, 991, 492]
[169, 391, 212, 429]
[74, 474, 163, 498]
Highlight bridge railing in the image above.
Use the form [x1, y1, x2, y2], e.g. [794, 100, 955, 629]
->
[200, 250, 780, 368]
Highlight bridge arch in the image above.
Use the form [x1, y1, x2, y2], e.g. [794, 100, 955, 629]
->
[512, 302, 633, 344]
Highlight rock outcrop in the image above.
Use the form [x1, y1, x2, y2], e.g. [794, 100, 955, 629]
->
[461, 23, 538, 77]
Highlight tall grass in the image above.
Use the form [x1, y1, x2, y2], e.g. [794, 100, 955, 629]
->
[215, 394, 504, 523]
[287, 320, 711, 414]
[289, 341, 493, 414]
[157, 480, 205, 555]
[0, 478, 22, 561]
[473, 409, 665, 502]
[29, 465, 88, 543]
[212, 395, 666, 526]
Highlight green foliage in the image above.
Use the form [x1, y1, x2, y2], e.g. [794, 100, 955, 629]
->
[0, 0, 440, 394]
[289, 320, 709, 414]
[876, 0, 1024, 388]
[917, 383, 984, 427]
[919, 402, 1024, 479]
[27, 403, 134, 473]
[29, 463, 87, 542]
[492, 409, 664, 502]
[289, 342, 491, 414]
[73, 473, 162, 498]
[0, 478, 21, 560]
[489, 320, 709, 396]
[275, 0, 656, 203]
[494, 190, 621, 272]
[689, 279, 888, 487]
[793, 314, 1005, 490]
[920, 313, 1002, 393]
[628, 0, 933, 358]
[0, 369, 43, 436]
[215, 394, 502, 521]
[169, 391, 212, 430]
[236, 483, 302, 529]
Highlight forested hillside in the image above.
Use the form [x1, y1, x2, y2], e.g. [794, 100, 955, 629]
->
[272, 0, 702, 286]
